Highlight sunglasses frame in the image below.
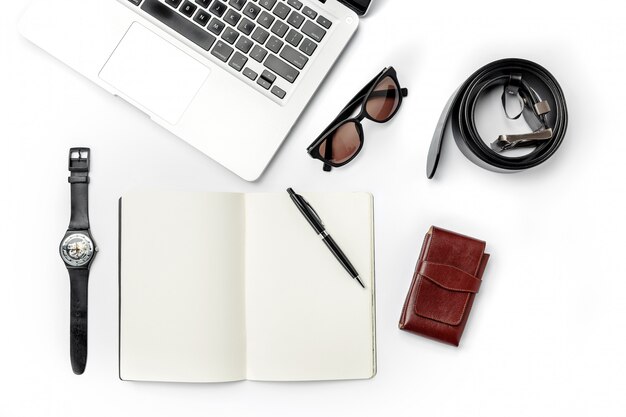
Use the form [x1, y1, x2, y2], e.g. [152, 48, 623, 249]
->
[307, 66, 408, 171]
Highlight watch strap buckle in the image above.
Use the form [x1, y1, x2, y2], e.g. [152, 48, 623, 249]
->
[68, 148, 90, 172]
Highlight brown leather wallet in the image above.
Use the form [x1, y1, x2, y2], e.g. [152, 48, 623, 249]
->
[399, 226, 490, 346]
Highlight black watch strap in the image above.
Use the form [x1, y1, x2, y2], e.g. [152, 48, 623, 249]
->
[69, 268, 89, 375]
[66, 148, 92, 374]
[68, 148, 90, 230]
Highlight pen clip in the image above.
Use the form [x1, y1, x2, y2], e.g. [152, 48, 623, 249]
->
[301, 196, 325, 228]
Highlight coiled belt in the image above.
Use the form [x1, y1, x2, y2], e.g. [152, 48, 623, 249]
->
[427, 58, 568, 178]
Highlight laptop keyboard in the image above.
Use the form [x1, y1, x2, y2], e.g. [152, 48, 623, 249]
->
[126, 0, 333, 101]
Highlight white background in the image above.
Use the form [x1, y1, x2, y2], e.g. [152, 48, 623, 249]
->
[1, 0, 624, 415]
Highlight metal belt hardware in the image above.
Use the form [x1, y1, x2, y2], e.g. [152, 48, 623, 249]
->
[492, 74, 554, 152]
[491, 74, 552, 152]
[491, 128, 553, 152]
[534, 100, 551, 116]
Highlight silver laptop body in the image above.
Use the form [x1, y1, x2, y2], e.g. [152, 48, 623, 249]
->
[19, 0, 361, 181]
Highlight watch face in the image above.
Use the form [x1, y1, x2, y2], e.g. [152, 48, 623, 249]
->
[60, 233, 95, 267]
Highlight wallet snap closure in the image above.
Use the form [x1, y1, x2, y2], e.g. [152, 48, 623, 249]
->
[419, 262, 481, 293]
[413, 261, 482, 326]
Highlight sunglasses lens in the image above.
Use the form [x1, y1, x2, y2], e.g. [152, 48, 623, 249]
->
[365, 76, 401, 122]
[318, 121, 362, 165]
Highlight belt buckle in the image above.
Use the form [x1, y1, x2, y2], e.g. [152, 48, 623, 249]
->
[491, 128, 554, 152]
[495, 74, 554, 152]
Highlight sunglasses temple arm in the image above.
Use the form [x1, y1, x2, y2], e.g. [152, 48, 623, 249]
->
[312, 95, 367, 147]
[334, 87, 408, 126]
[323, 133, 334, 172]
[311, 69, 386, 146]
[343, 67, 387, 105]
[327, 84, 379, 126]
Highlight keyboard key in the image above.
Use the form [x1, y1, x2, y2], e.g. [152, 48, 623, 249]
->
[273, 3, 290, 19]
[250, 45, 268, 62]
[228, 0, 246, 10]
[207, 17, 225, 34]
[316, 15, 332, 29]
[261, 70, 276, 84]
[251, 27, 269, 44]
[193, 9, 211, 26]
[264, 54, 299, 83]
[243, 3, 261, 19]
[128, 0, 142, 5]
[286, 0, 302, 10]
[285, 29, 303, 47]
[221, 27, 239, 44]
[271, 21, 289, 37]
[280, 44, 307, 69]
[257, 11, 275, 28]
[259, 0, 276, 10]
[223, 9, 241, 25]
[229, 52, 248, 71]
[243, 67, 258, 80]
[271, 85, 286, 99]
[266, 36, 284, 53]
[299, 37, 316, 56]
[287, 11, 305, 28]
[195, 0, 211, 8]
[237, 18, 255, 35]
[235, 36, 254, 53]
[302, 6, 317, 19]
[301, 20, 326, 42]
[180, 1, 198, 17]
[165, 0, 183, 7]
[208, 0, 227, 16]
[142, 0, 216, 50]
[211, 40, 234, 61]
[257, 77, 272, 90]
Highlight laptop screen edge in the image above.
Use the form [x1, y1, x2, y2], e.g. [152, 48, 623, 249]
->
[337, 0, 372, 16]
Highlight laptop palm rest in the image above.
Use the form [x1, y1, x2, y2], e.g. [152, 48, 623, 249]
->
[99, 22, 210, 125]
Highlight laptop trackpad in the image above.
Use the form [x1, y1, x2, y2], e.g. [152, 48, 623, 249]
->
[99, 23, 210, 125]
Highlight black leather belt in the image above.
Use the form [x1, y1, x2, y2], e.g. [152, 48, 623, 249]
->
[427, 58, 568, 178]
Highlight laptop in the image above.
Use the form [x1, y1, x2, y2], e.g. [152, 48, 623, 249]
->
[19, 0, 371, 181]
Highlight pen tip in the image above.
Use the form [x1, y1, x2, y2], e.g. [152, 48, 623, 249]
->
[356, 276, 365, 288]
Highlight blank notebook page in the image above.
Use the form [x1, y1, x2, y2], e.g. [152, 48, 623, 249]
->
[244, 192, 376, 381]
[119, 191, 247, 383]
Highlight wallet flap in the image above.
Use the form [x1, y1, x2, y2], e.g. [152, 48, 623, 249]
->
[419, 261, 481, 293]
[413, 271, 471, 326]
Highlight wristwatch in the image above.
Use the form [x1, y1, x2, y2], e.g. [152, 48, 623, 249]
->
[59, 148, 98, 375]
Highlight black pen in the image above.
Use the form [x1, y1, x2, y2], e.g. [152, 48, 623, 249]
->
[287, 188, 365, 288]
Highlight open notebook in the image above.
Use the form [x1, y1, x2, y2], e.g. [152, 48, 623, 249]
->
[119, 191, 376, 383]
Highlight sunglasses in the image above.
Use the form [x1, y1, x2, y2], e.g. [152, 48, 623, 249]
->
[307, 67, 408, 171]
